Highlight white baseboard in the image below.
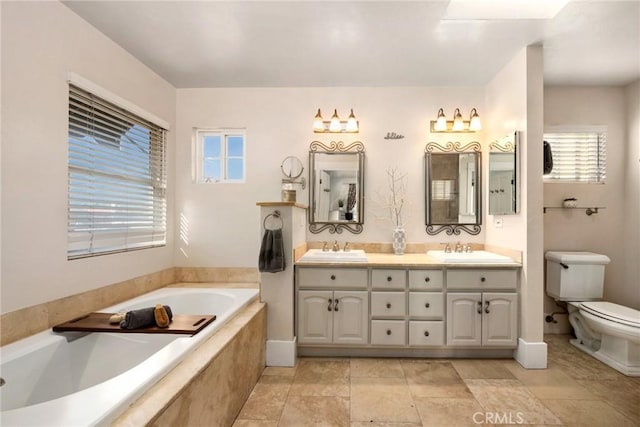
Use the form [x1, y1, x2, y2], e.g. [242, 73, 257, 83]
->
[266, 338, 297, 367]
[514, 338, 548, 369]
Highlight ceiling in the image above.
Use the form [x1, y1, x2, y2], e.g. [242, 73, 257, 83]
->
[62, 0, 640, 88]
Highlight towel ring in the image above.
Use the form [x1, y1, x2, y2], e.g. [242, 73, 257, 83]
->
[263, 210, 284, 230]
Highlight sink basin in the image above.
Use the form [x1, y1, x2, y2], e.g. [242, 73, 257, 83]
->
[427, 250, 513, 263]
[299, 249, 368, 262]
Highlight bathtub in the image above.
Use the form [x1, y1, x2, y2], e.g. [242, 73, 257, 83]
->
[0, 287, 259, 426]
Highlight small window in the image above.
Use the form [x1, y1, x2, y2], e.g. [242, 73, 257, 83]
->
[543, 128, 606, 183]
[195, 129, 246, 183]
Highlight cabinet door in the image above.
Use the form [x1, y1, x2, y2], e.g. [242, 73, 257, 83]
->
[298, 290, 333, 345]
[482, 293, 518, 347]
[333, 291, 369, 345]
[446, 293, 482, 346]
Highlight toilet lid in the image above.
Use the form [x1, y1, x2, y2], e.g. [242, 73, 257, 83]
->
[581, 302, 640, 327]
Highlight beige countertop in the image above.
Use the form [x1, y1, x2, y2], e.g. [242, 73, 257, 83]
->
[295, 252, 521, 268]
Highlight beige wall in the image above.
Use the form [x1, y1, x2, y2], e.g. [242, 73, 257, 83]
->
[543, 86, 637, 311]
[484, 46, 545, 348]
[175, 87, 486, 268]
[0, 2, 176, 313]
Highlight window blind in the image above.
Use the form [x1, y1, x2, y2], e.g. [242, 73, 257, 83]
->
[68, 85, 167, 259]
[543, 131, 606, 183]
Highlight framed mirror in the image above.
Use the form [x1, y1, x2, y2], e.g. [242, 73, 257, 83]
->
[425, 141, 481, 235]
[489, 131, 520, 215]
[309, 141, 365, 234]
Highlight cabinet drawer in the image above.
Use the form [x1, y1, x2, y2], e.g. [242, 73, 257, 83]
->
[371, 320, 406, 345]
[298, 267, 368, 289]
[408, 270, 443, 290]
[409, 292, 444, 319]
[447, 269, 517, 290]
[371, 269, 406, 289]
[371, 292, 406, 317]
[409, 321, 445, 346]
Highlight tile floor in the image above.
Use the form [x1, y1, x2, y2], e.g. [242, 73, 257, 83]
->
[233, 335, 640, 426]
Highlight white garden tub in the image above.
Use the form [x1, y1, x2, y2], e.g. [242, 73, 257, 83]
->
[0, 287, 259, 426]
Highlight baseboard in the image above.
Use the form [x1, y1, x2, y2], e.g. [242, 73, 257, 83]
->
[514, 338, 548, 369]
[266, 337, 297, 367]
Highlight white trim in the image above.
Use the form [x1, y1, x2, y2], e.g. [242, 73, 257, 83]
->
[514, 338, 548, 369]
[266, 338, 297, 367]
[66, 72, 170, 130]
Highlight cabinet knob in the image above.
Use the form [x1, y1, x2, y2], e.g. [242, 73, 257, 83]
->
[480, 277, 486, 283]
[331, 275, 336, 280]
[387, 276, 392, 282]
[334, 298, 340, 312]
[386, 329, 392, 335]
[425, 277, 430, 282]
[386, 303, 391, 309]
[425, 302, 430, 308]
[484, 300, 490, 314]
[424, 331, 430, 337]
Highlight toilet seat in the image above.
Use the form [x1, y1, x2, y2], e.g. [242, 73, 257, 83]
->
[580, 301, 640, 328]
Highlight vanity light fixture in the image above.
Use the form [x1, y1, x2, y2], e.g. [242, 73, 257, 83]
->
[430, 107, 482, 133]
[313, 108, 359, 133]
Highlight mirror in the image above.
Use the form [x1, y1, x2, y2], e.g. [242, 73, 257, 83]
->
[489, 131, 520, 215]
[425, 142, 481, 235]
[309, 141, 365, 234]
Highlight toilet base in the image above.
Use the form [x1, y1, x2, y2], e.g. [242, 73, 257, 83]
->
[570, 338, 640, 377]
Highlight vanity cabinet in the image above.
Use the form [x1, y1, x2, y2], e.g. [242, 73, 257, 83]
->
[446, 268, 518, 347]
[297, 267, 369, 345]
[298, 290, 369, 345]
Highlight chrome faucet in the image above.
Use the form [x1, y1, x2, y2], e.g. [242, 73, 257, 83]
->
[455, 242, 463, 253]
[332, 240, 340, 252]
[463, 243, 473, 253]
[343, 242, 350, 252]
[322, 241, 329, 252]
[443, 243, 452, 253]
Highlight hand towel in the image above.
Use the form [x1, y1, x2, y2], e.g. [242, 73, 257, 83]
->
[258, 228, 286, 273]
[120, 305, 173, 329]
[543, 141, 553, 175]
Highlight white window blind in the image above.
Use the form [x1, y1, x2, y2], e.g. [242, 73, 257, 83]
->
[543, 130, 606, 183]
[68, 84, 167, 259]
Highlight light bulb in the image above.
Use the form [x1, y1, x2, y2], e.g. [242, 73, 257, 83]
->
[452, 108, 464, 131]
[435, 108, 447, 131]
[346, 109, 358, 132]
[313, 108, 324, 132]
[329, 109, 341, 132]
[469, 108, 481, 131]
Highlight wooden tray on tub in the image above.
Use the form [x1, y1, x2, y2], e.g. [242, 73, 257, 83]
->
[52, 312, 216, 335]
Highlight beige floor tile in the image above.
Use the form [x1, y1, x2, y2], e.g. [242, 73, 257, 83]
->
[232, 421, 278, 427]
[236, 376, 292, 421]
[414, 397, 486, 426]
[401, 360, 473, 398]
[465, 379, 563, 425]
[261, 366, 297, 377]
[350, 377, 421, 423]
[542, 399, 637, 426]
[350, 423, 422, 426]
[279, 395, 350, 426]
[576, 378, 640, 421]
[451, 359, 516, 379]
[503, 364, 597, 400]
[350, 358, 404, 378]
[289, 359, 350, 397]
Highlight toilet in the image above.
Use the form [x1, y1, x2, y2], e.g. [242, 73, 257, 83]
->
[545, 251, 640, 377]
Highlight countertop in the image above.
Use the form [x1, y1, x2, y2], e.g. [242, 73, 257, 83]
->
[295, 252, 522, 268]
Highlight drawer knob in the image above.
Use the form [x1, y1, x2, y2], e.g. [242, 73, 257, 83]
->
[480, 277, 486, 282]
[386, 303, 391, 309]
[331, 275, 336, 280]
[425, 277, 430, 282]
[424, 331, 430, 337]
[425, 302, 430, 308]
[386, 329, 392, 335]
[387, 276, 392, 282]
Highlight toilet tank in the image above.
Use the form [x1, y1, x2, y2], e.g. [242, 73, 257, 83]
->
[545, 251, 610, 301]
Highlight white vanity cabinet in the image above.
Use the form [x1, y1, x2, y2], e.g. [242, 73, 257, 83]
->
[297, 268, 369, 345]
[446, 268, 518, 347]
